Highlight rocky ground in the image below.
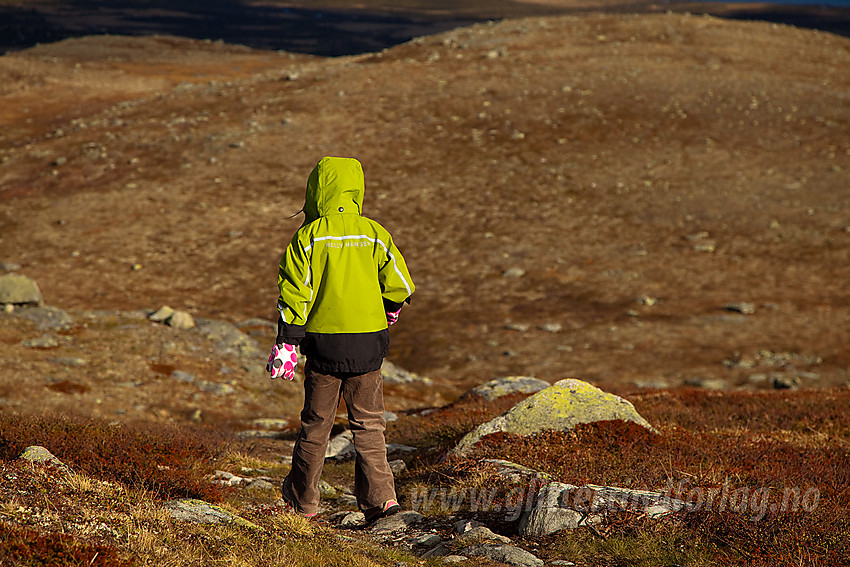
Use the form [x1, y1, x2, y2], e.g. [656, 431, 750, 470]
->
[0, 299, 448, 432]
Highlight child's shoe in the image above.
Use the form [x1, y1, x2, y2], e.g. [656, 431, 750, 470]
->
[364, 499, 400, 523]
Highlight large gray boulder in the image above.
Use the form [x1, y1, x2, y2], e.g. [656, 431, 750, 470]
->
[452, 378, 655, 455]
[0, 273, 43, 306]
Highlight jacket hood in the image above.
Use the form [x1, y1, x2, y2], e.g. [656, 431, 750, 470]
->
[302, 156, 364, 225]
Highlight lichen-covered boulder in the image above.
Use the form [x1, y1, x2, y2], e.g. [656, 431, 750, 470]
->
[452, 378, 655, 455]
[0, 273, 43, 306]
[462, 376, 551, 401]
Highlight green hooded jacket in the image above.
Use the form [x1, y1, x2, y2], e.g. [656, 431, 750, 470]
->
[276, 157, 414, 373]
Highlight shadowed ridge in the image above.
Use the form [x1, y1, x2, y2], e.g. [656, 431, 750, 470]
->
[1, 0, 849, 56]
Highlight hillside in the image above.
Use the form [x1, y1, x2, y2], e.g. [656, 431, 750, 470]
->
[1, 13, 849, 395]
[1, 10, 850, 566]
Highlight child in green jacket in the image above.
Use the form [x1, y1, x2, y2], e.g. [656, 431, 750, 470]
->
[267, 156, 414, 521]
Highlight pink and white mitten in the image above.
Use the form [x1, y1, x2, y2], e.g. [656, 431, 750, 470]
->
[386, 307, 402, 326]
[267, 343, 298, 380]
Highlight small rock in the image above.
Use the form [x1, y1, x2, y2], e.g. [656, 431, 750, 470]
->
[212, 470, 242, 486]
[684, 377, 728, 390]
[631, 379, 669, 389]
[148, 305, 175, 322]
[337, 493, 358, 507]
[423, 542, 452, 558]
[443, 556, 468, 563]
[13, 306, 73, 330]
[382, 359, 430, 385]
[318, 480, 338, 499]
[0, 262, 21, 272]
[539, 323, 562, 333]
[455, 519, 484, 534]
[389, 459, 407, 474]
[249, 418, 290, 430]
[0, 273, 43, 305]
[197, 381, 235, 396]
[246, 479, 275, 491]
[685, 231, 711, 241]
[369, 511, 424, 534]
[171, 370, 196, 383]
[773, 375, 801, 389]
[460, 544, 543, 567]
[504, 323, 530, 332]
[463, 376, 550, 402]
[194, 318, 263, 360]
[339, 511, 366, 527]
[518, 483, 583, 537]
[387, 443, 417, 456]
[326, 430, 356, 459]
[383, 410, 399, 422]
[724, 302, 756, 315]
[413, 533, 443, 547]
[166, 310, 195, 330]
[19, 446, 70, 472]
[457, 526, 512, 545]
[502, 267, 526, 278]
[164, 499, 260, 530]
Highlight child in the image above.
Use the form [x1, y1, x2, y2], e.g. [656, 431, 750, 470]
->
[267, 156, 414, 521]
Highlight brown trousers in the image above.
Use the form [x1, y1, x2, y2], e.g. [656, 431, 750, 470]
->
[286, 360, 396, 515]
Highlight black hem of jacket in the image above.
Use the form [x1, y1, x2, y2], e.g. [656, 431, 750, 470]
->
[299, 329, 390, 374]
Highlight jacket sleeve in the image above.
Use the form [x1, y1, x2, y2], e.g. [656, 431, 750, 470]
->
[378, 233, 415, 307]
[276, 235, 312, 345]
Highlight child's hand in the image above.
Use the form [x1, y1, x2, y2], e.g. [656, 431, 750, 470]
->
[267, 343, 298, 380]
[386, 307, 402, 326]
